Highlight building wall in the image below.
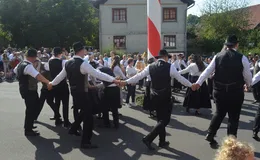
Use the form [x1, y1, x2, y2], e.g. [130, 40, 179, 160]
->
[99, 0, 188, 53]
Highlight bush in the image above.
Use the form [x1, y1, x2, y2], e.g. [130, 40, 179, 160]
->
[101, 46, 126, 58]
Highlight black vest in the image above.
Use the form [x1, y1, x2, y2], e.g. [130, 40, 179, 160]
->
[49, 58, 67, 88]
[65, 58, 87, 93]
[99, 67, 115, 87]
[16, 61, 38, 98]
[149, 60, 171, 90]
[214, 49, 244, 90]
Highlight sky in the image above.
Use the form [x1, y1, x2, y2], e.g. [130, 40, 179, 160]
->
[187, 0, 260, 16]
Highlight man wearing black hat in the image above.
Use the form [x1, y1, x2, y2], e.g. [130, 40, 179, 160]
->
[49, 42, 120, 149]
[48, 47, 71, 128]
[120, 50, 195, 150]
[14, 48, 51, 136]
[194, 35, 252, 147]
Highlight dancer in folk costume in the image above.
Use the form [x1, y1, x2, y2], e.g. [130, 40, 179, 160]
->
[179, 54, 212, 115]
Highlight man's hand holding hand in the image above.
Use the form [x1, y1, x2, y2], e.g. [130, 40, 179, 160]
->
[47, 82, 53, 91]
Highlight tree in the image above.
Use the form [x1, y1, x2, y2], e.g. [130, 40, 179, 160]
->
[0, 0, 99, 48]
[198, 0, 250, 53]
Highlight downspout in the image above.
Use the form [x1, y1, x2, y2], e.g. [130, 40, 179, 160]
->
[185, 1, 195, 59]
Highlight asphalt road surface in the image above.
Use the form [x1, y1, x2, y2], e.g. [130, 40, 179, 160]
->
[0, 82, 260, 160]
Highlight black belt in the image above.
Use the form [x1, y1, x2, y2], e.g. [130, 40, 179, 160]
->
[214, 81, 243, 92]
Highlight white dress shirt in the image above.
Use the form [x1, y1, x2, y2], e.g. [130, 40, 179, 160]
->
[51, 56, 115, 86]
[178, 59, 187, 68]
[120, 59, 128, 68]
[113, 65, 126, 80]
[126, 59, 192, 87]
[14, 60, 39, 78]
[179, 63, 207, 76]
[172, 61, 181, 70]
[126, 65, 138, 78]
[252, 71, 260, 86]
[196, 55, 252, 86]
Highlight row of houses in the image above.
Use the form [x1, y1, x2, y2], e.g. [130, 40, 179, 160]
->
[93, 0, 195, 54]
[92, 0, 260, 54]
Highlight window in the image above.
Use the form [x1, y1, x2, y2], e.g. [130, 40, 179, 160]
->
[163, 8, 177, 21]
[112, 8, 127, 23]
[113, 36, 126, 49]
[164, 35, 176, 48]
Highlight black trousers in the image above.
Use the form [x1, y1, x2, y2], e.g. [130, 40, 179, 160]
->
[23, 91, 40, 131]
[70, 92, 93, 144]
[145, 94, 172, 143]
[35, 89, 61, 121]
[253, 106, 260, 133]
[53, 85, 70, 123]
[102, 87, 120, 127]
[208, 78, 213, 98]
[208, 89, 244, 137]
[126, 85, 136, 103]
[253, 87, 260, 101]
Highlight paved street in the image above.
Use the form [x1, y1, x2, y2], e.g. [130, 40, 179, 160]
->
[0, 82, 260, 160]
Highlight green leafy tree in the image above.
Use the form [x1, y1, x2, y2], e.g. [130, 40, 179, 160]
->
[0, 0, 99, 48]
[198, 0, 250, 54]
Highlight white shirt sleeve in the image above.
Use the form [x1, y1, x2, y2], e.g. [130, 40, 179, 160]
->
[179, 65, 191, 75]
[181, 60, 187, 68]
[196, 56, 216, 86]
[14, 65, 18, 74]
[62, 60, 67, 68]
[113, 66, 127, 79]
[80, 61, 115, 82]
[252, 71, 260, 86]
[242, 56, 252, 86]
[126, 65, 150, 84]
[51, 68, 67, 86]
[24, 64, 39, 78]
[170, 64, 192, 87]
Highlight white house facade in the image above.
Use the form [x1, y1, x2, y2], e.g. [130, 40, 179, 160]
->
[96, 0, 195, 54]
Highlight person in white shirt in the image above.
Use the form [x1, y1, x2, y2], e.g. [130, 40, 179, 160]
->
[120, 54, 128, 69]
[98, 55, 108, 67]
[179, 54, 212, 115]
[49, 42, 119, 149]
[194, 35, 252, 147]
[125, 58, 138, 107]
[119, 50, 196, 150]
[14, 48, 51, 136]
[107, 51, 115, 67]
[112, 56, 127, 80]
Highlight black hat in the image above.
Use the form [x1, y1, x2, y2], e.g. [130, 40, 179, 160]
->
[155, 50, 172, 59]
[53, 47, 62, 56]
[224, 35, 239, 46]
[73, 42, 84, 53]
[25, 48, 37, 57]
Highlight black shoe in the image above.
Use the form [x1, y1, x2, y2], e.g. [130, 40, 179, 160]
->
[252, 100, 260, 104]
[25, 130, 40, 137]
[55, 119, 63, 126]
[195, 111, 201, 116]
[50, 117, 56, 120]
[80, 143, 98, 149]
[142, 137, 155, 150]
[158, 141, 170, 148]
[32, 126, 37, 129]
[63, 121, 72, 128]
[68, 129, 81, 136]
[205, 134, 218, 147]
[253, 132, 260, 141]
